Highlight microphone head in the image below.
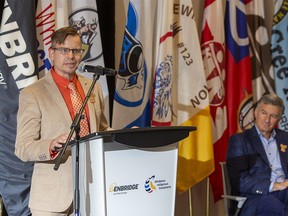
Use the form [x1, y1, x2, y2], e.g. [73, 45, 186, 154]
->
[77, 62, 117, 76]
[104, 68, 117, 76]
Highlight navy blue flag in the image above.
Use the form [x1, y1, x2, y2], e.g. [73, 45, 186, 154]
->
[0, 0, 38, 215]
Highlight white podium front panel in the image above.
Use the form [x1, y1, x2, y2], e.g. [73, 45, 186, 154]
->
[73, 138, 178, 216]
[104, 142, 178, 216]
[73, 139, 107, 216]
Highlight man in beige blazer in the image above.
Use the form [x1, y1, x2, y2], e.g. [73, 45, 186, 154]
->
[15, 26, 110, 215]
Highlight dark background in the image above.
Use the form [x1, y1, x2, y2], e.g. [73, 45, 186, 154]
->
[97, 0, 116, 123]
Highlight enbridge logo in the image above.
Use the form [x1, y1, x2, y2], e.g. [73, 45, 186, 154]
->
[108, 182, 139, 195]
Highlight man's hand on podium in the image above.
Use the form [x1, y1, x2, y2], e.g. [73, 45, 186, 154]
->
[50, 133, 73, 152]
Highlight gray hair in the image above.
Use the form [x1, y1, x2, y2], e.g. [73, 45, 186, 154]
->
[256, 94, 285, 116]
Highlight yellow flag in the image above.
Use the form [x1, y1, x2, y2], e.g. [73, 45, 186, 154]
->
[173, 0, 214, 192]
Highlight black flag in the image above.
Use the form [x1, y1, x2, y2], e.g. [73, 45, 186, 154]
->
[0, 0, 38, 215]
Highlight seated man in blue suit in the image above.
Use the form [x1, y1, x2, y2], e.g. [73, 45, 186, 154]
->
[227, 93, 288, 216]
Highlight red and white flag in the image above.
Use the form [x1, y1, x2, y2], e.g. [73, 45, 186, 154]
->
[201, 0, 228, 201]
[151, 0, 173, 126]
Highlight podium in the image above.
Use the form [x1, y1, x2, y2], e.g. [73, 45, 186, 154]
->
[71, 126, 196, 216]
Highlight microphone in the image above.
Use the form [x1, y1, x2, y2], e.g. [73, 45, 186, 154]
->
[77, 62, 117, 76]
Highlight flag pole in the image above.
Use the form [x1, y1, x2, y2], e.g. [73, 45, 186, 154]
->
[206, 178, 210, 216]
[188, 188, 193, 216]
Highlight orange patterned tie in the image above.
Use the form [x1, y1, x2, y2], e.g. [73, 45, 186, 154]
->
[68, 82, 90, 137]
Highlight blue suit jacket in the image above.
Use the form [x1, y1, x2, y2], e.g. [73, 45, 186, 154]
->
[226, 126, 288, 215]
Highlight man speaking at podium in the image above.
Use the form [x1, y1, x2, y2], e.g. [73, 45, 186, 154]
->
[15, 26, 110, 215]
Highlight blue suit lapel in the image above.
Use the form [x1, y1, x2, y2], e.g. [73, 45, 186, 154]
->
[248, 126, 270, 165]
[248, 127, 288, 177]
[275, 131, 288, 177]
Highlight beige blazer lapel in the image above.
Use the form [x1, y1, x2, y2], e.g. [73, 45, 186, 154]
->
[44, 72, 72, 125]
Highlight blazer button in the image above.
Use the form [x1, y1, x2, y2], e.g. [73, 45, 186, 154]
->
[38, 153, 47, 160]
[256, 190, 262, 194]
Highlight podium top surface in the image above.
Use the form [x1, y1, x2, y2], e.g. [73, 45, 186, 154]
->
[79, 126, 197, 148]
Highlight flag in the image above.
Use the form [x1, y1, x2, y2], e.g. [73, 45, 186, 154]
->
[225, 0, 254, 135]
[246, 0, 274, 101]
[151, 0, 173, 127]
[201, 0, 228, 201]
[36, 0, 64, 78]
[271, 0, 288, 130]
[36, 0, 110, 121]
[150, 0, 215, 192]
[173, 0, 214, 192]
[0, 0, 37, 215]
[70, 0, 110, 122]
[112, 0, 156, 129]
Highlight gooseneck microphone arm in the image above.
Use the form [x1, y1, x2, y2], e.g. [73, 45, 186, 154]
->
[54, 72, 101, 216]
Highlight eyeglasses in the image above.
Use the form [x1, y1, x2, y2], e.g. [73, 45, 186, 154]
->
[52, 47, 85, 55]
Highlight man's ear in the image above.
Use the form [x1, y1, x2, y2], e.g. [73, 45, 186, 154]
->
[48, 48, 54, 61]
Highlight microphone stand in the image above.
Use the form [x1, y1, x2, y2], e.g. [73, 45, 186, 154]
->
[54, 73, 101, 216]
